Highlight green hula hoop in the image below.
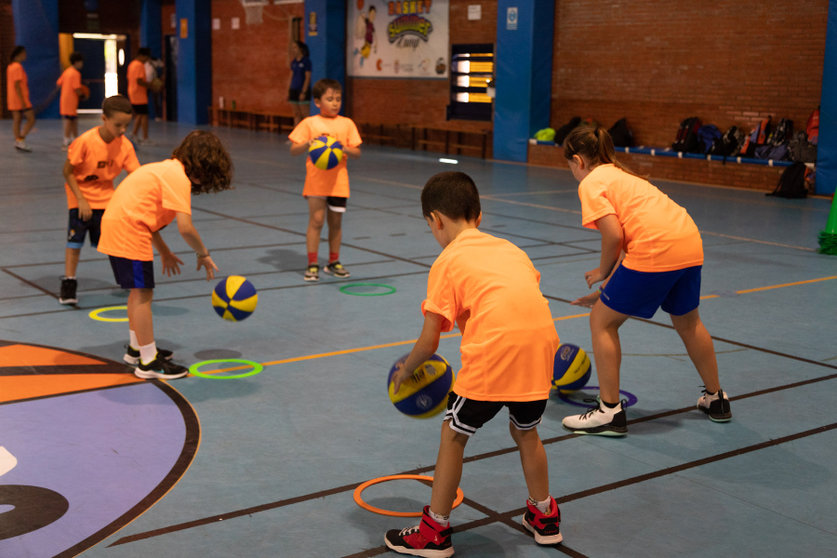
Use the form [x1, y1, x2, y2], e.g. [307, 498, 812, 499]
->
[189, 359, 264, 380]
[338, 283, 397, 296]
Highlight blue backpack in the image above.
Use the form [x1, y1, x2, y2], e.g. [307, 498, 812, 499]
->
[697, 125, 722, 154]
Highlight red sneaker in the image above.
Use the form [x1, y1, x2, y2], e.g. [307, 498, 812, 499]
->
[522, 496, 563, 545]
[384, 506, 453, 557]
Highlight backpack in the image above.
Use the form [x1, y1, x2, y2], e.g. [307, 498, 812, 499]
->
[608, 117, 634, 147]
[740, 116, 772, 157]
[554, 116, 582, 145]
[767, 118, 793, 146]
[709, 125, 745, 157]
[696, 124, 721, 154]
[806, 107, 819, 144]
[788, 130, 818, 163]
[672, 117, 702, 152]
[766, 162, 808, 198]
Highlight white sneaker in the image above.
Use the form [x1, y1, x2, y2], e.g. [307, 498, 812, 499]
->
[697, 388, 732, 422]
[562, 398, 628, 436]
[15, 139, 32, 152]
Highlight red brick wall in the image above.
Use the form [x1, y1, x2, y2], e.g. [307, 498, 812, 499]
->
[208, 0, 303, 114]
[346, 0, 497, 131]
[552, 1, 827, 147]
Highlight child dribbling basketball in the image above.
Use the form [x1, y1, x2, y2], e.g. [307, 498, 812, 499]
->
[97, 131, 233, 379]
[385, 172, 563, 557]
[561, 125, 731, 436]
[59, 95, 138, 305]
[289, 78, 362, 282]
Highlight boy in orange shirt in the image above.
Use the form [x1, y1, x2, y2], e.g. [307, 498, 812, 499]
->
[6, 45, 35, 152]
[385, 172, 562, 557]
[562, 126, 731, 436]
[56, 51, 85, 149]
[59, 95, 139, 305]
[127, 48, 152, 144]
[97, 131, 233, 379]
[289, 78, 362, 282]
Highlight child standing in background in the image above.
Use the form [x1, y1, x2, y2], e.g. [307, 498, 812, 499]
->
[289, 78, 362, 282]
[7, 45, 35, 152]
[561, 125, 731, 436]
[56, 51, 86, 149]
[59, 95, 139, 305]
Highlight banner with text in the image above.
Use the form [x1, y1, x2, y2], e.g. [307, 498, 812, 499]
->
[347, 1, 449, 78]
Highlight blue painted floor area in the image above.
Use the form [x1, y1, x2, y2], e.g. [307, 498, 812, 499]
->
[0, 118, 836, 557]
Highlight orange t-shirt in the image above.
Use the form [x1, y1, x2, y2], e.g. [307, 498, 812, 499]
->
[57, 66, 82, 116]
[127, 60, 147, 105]
[98, 159, 191, 261]
[578, 164, 704, 272]
[65, 127, 140, 209]
[422, 229, 560, 402]
[288, 114, 362, 197]
[6, 62, 30, 111]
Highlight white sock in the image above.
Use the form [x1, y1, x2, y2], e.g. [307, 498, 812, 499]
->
[129, 330, 139, 350]
[139, 341, 157, 365]
[529, 496, 552, 514]
[427, 508, 449, 526]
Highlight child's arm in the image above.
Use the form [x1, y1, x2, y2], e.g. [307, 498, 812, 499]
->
[289, 139, 311, 156]
[390, 311, 445, 393]
[584, 214, 622, 288]
[62, 160, 93, 221]
[175, 211, 217, 280]
[151, 230, 184, 277]
[343, 144, 362, 158]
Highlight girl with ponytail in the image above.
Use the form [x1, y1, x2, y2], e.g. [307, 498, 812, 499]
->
[560, 125, 731, 436]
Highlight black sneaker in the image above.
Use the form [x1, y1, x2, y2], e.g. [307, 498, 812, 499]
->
[323, 261, 350, 278]
[697, 388, 732, 422]
[384, 506, 453, 557]
[59, 276, 78, 305]
[304, 264, 320, 282]
[123, 345, 174, 366]
[134, 355, 188, 380]
[561, 398, 628, 436]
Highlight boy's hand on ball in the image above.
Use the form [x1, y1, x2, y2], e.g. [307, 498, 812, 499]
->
[391, 361, 411, 393]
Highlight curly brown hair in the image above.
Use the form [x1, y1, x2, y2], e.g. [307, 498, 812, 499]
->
[171, 131, 234, 194]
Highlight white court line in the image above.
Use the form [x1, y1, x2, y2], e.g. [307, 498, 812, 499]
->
[0, 446, 17, 477]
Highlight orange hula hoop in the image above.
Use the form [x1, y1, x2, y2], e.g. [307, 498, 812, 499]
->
[353, 474, 465, 517]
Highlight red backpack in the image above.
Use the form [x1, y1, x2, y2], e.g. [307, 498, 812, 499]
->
[806, 107, 819, 144]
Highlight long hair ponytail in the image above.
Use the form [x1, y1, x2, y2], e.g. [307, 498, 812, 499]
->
[563, 125, 640, 177]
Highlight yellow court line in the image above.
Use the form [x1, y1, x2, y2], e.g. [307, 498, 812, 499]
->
[735, 275, 837, 294]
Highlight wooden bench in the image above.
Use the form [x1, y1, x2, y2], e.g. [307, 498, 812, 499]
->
[210, 107, 295, 134]
[356, 122, 492, 159]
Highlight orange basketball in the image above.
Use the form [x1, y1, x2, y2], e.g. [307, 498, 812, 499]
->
[79, 84, 90, 100]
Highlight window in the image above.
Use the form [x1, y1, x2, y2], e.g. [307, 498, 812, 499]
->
[447, 43, 494, 121]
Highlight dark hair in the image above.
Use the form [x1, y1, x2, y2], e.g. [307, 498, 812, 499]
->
[172, 131, 234, 195]
[295, 40, 309, 58]
[69, 51, 84, 64]
[10, 45, 25, 62]
[421, 171, 481, 222]
[102, 95, 133, 117]
[312, 78, 341, 99]
[563, 125, 638, 176]
[137, 47, 152, 58]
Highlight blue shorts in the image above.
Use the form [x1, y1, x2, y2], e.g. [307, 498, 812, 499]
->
[67, 208, 105, 249]
[600, 265, 702, 319]
[108, 256, 155, 289]
[444, 393, 547, 437]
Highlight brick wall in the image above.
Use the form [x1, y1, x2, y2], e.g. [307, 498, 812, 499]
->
[208, 0, 303, 114]
[551, 1, 827, 147]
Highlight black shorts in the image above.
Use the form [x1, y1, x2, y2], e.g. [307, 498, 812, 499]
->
[132, 103, 149, 115]
[108, 256, 155, 289]
[288, 88, 311, 103]
[444, 393, 548, 437]
[67, 208, 105, 248]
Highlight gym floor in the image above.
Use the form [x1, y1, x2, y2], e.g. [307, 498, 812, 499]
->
[1, 117, 836, 557]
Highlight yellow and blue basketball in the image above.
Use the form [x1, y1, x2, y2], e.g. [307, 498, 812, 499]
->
[308, 135, 344, 170]
[552, 343, 592, 393]
[387, 353, 455, 418]
[211, 275, 258, 322]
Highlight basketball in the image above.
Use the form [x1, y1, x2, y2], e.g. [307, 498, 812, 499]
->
[387, 353, 455, 418]
[149, 78, 163, 93]
[309, 135, 344, 170]
[211, 275, 258, 322]
[552, 343, 592, 393]
[79, 84, 90, 100]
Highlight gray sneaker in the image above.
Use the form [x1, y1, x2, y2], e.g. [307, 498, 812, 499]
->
[323, 261, 350, 278]
[304, 264, 320, 282]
